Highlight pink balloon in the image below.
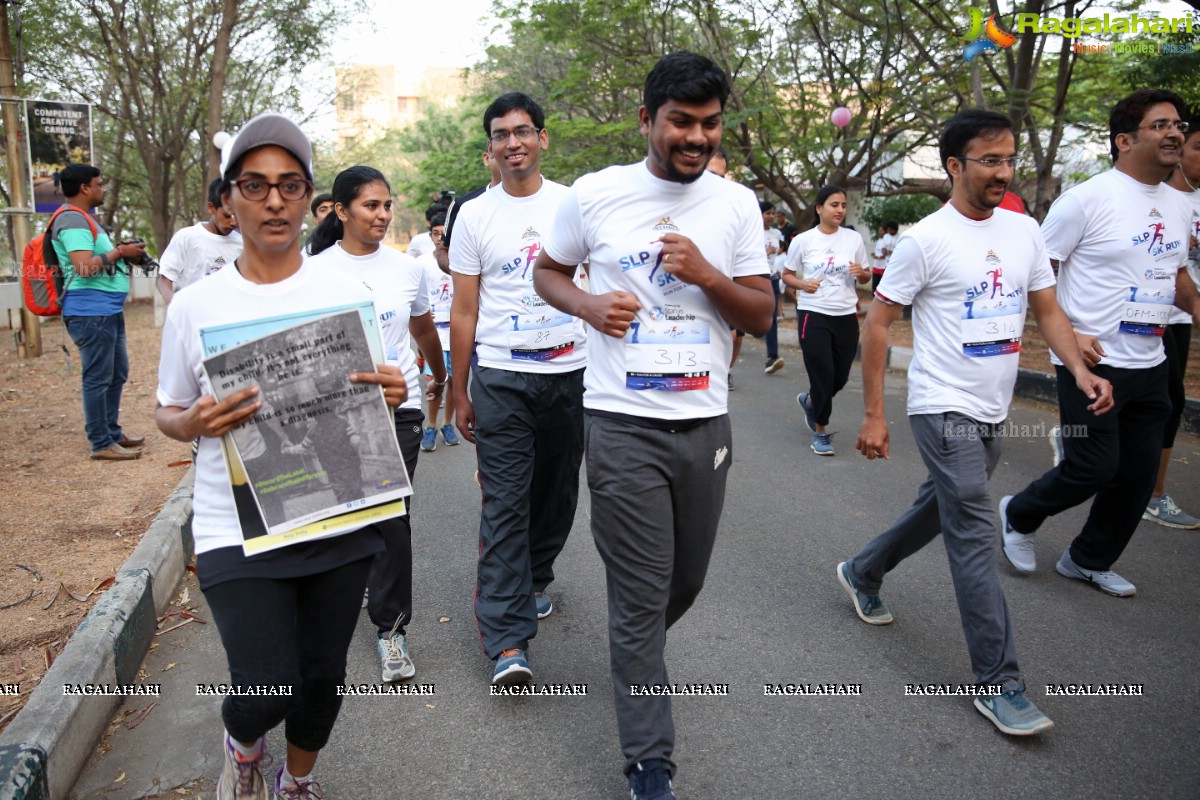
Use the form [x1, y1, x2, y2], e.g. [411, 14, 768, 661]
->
[831, 107, 852, 128]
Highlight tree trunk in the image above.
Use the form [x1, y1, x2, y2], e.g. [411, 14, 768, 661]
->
[205, 0, 239, 184]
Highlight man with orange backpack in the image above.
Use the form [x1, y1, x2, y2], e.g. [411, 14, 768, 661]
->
[49, 164, 147, 461]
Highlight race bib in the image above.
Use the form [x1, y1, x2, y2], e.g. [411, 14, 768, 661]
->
[509, 314, 575, 362]
[961, 313, 1022, 358]
[1119, 301, 1170, 336]
[625, 322, 711, 391]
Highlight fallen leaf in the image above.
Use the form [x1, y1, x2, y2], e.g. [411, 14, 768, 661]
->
[425, 703, 435, 709]
[168, 459, 192, 468]
[438, 616, 451, 623]
[126, 701, 156, 729]
[185, 564, 197, 574]
[44, 645, 55, 669]
[114, 772, 125, 783]
[87, 577, 116, 597]
[163, 662, 176, 671]
[175, 587, 190, 606]
[156, 619, 195, 636]
[64, 582, 92, 602]
[41, 585, 60, 610]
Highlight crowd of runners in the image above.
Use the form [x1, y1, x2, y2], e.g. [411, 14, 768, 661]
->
[98, 48, 1200, 799]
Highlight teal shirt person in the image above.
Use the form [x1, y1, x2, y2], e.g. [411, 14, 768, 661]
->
[50, 207, 129, 316]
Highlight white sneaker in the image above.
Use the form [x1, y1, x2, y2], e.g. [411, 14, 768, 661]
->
[216, 732, 268, 800]
[999, 495, 1036, 573]
[378, 632, 416, 681]
[1055, 549, 1135, 597]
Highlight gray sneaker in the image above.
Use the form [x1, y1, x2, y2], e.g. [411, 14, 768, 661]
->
[999, 495, 1036, 573]
[1144, 494, 1200, 529]
[1055, 549, 1135, 597]
[377, 632, 416, 681]
[974, 687, 1054, 736]
[837, 561, 893, 625]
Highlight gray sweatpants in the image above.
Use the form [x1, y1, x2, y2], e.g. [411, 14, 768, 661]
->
[846, 413, 1022, 692]
[472, 366, 584, 660]
[585, 412, 732, 776]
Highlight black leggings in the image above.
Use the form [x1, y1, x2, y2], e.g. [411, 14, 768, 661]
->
[1163, 322, 1191, 449]
[798, 310, 860, 427]
[204, 555, 373, 752]
[367, 407, 423, 637]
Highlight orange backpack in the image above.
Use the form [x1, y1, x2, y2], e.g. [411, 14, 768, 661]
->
[21, 205, 97, 316]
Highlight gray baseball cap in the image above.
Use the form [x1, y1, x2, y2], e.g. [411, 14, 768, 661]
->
[220, 113, 314, 181]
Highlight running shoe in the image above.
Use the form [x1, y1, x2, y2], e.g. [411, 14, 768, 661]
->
[1048, 425, 1064, 467]
[1144, 494, 1200, 529]
[974, 687, 1054, 736]
[764, 356, 785, 374]
[420, 426, 438, 452]
[441, 424, 461, 446]
[377, 632, 416, 681]
[1055, 549, 1135, 597]
[273, 767, 324, 799]
[493, 648, 532, 686]
[797, 392, 817, 433]
[836, 561, 893, 625]
[534, 590, 554, 619]
[811, 432, 835, 456]
[628, 760, 676, 800]
[998, 495, 1036, 573]
[217, 732, 269, 800]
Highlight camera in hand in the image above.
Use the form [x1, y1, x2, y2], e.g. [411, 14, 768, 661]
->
[113, 238, 160, 275]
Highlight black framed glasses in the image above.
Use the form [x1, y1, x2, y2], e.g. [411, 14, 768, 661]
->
[957, 156, 1018, 169]
[232, 178, 313, 202]
[488, 126, 541, 145]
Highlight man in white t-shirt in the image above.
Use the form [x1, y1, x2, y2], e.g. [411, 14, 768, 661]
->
[448, 92, 586, 688]
[534, 53, 773, 800]
[1001, 89, 1200, 597]
[156, 178, 242, 303]
[1143, 120, 1200, 529]
[841, 110, 1112, 737]
[871, 221, 897, 294]
[416, 212, 459, 450]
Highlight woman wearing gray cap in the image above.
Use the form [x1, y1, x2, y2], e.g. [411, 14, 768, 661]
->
[155, 113, 408, 799]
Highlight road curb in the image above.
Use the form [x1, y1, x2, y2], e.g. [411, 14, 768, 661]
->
[0, 470, 194, 800]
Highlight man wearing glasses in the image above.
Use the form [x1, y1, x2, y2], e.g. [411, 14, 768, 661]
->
[1000, 89, 1200, 597]
[448, 92, 586, 686]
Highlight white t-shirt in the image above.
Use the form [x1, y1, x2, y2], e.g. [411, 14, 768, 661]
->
[1044, 169, 1189, 368]
[158, 223, 243, 289]
[764, 228, 783, 274]
[407, 231, 433, 260]
[877, 205, 1055, 424]
[1167, 186, 1200, 325]
[786, 226, 869, 316]
[418, 251, 454, 351]
[156, 261, 375, 554]
[872, 232, 895, 273]
[307, 243, 429, 411]
[543, 161, 769, 420]
[449, 179, 586, 373]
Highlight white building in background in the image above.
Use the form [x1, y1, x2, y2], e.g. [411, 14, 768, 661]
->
[335, 64, 468, 150]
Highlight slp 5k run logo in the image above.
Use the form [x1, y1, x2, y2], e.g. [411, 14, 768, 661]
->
[962, 7, 1017, 62]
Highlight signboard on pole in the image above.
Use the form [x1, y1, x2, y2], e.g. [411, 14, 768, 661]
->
[25, 100, 93, 214]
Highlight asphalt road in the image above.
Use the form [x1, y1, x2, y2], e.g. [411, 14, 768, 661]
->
[73, 337, 1200, 799]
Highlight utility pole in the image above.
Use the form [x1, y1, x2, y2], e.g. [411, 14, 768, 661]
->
[0, 0, 38, 358]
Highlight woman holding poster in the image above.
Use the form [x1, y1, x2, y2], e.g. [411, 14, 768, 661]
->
[155, 114, 408, 800]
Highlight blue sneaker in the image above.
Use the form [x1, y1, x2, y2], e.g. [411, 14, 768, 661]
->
[837, 561, 893, 625]
[492, 648, 532, 686]
[628, 760, 675, 800]
[812, 432, 835, 456]
[534, 591, 553, 619]
[974, 687, 1054, 736]
[441, 424, 460, 446]
[797, 392, 817, 432]
[420, 427, 438, 452]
